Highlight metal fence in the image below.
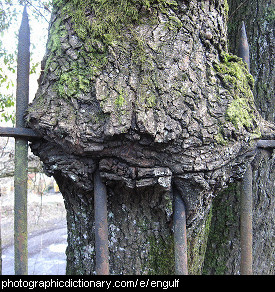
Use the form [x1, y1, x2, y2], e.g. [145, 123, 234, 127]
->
[0, 8, 274, 275]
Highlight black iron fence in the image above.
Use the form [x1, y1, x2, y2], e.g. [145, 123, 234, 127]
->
[0, 8, 274, 276]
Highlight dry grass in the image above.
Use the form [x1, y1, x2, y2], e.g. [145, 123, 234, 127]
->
[1, 177, 66, 248]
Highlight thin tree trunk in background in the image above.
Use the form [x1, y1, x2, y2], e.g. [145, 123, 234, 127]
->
[204, 0, 275, 275]
[228, 0, 274, 123]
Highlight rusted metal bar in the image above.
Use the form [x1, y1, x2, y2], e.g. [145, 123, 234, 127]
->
[237, 24, 275, 155]
[238, 21, 250, 71]
[240, 164, 253, 275]
[257, 140, 275, 149]
[14, 6, 30, 275]
[238, 20, 253, 275]
[173, 189, 188, 275]
[94, 169, 109, 275]
[0, 127, 40, 139]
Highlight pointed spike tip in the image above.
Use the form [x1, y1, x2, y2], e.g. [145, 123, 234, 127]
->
[238, 21, 250, 72]
[19, 4, 30, 39]
[240, 21, 247, 38]
[22, 5, 29, 22]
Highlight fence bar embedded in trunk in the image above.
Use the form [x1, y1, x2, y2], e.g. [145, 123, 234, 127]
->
[173, 189, 188, 275]
[0, 127, 40, 139]
[94, 170, 109, 275]
[240, 164, 253, 275]
[14, 6, 30, 275]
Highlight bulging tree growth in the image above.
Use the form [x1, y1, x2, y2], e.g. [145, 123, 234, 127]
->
[26, 0, 274, 274]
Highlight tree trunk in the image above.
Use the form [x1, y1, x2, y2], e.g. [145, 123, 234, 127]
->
[27, 0, 274, 274]
[56, 168, 176, 275]
[228, 0, 274, 122]
[204, 0, 275, 275]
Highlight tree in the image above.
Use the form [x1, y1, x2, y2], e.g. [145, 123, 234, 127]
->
[0, 0, 50, 124]
[204, 0, 274, 275]
[26, 0, 274, 274]
[0, 0, 17, 124]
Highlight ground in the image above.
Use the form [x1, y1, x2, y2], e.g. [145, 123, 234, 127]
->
[0, 177, 67, 275]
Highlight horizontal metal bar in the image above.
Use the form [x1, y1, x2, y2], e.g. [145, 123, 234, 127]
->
[1, 128, 273, 149]
[257, 140, 275, 149]
[0, 127, 41, 139]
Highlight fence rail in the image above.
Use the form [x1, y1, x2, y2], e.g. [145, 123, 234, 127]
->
[0, 127, 40, 139]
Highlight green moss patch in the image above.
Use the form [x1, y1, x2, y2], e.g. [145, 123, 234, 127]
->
[214, 52, 257, 130]
[226, 97, 253, 129]
[147, 235, 175, 275]
[46, 0, 180, 105]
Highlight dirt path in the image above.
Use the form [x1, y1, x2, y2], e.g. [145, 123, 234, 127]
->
[2, 221, 67, 275]
[0, 186, 67, 275]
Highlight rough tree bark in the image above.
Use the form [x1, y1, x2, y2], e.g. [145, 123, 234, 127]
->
[26, 0, 274, 274]
[204, 0, 274, 275]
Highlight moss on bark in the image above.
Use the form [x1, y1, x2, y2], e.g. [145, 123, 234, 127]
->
[203, 183, 241, 275]
[27, 0, 273, 275]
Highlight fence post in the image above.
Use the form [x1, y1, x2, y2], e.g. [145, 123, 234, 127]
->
[240, 164, 253, 274]
[14, 6, 30, 275]
[238, 21, 253, 275]
[173, 189, 188, 275]
[94, 170, 109, 275]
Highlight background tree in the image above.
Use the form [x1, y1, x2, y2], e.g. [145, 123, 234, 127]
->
[25, 0, 274, 275]
[204, 0, 274, 275]
[0, 0, 50, 124]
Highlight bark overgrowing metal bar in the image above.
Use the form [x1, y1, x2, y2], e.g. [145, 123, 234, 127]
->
[0, 13, 274, 276]
[173, 189, 188, 275]
[93, 170, 109, 275]
[240, 164, 253, 275]
[257, 140, 275, 148]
